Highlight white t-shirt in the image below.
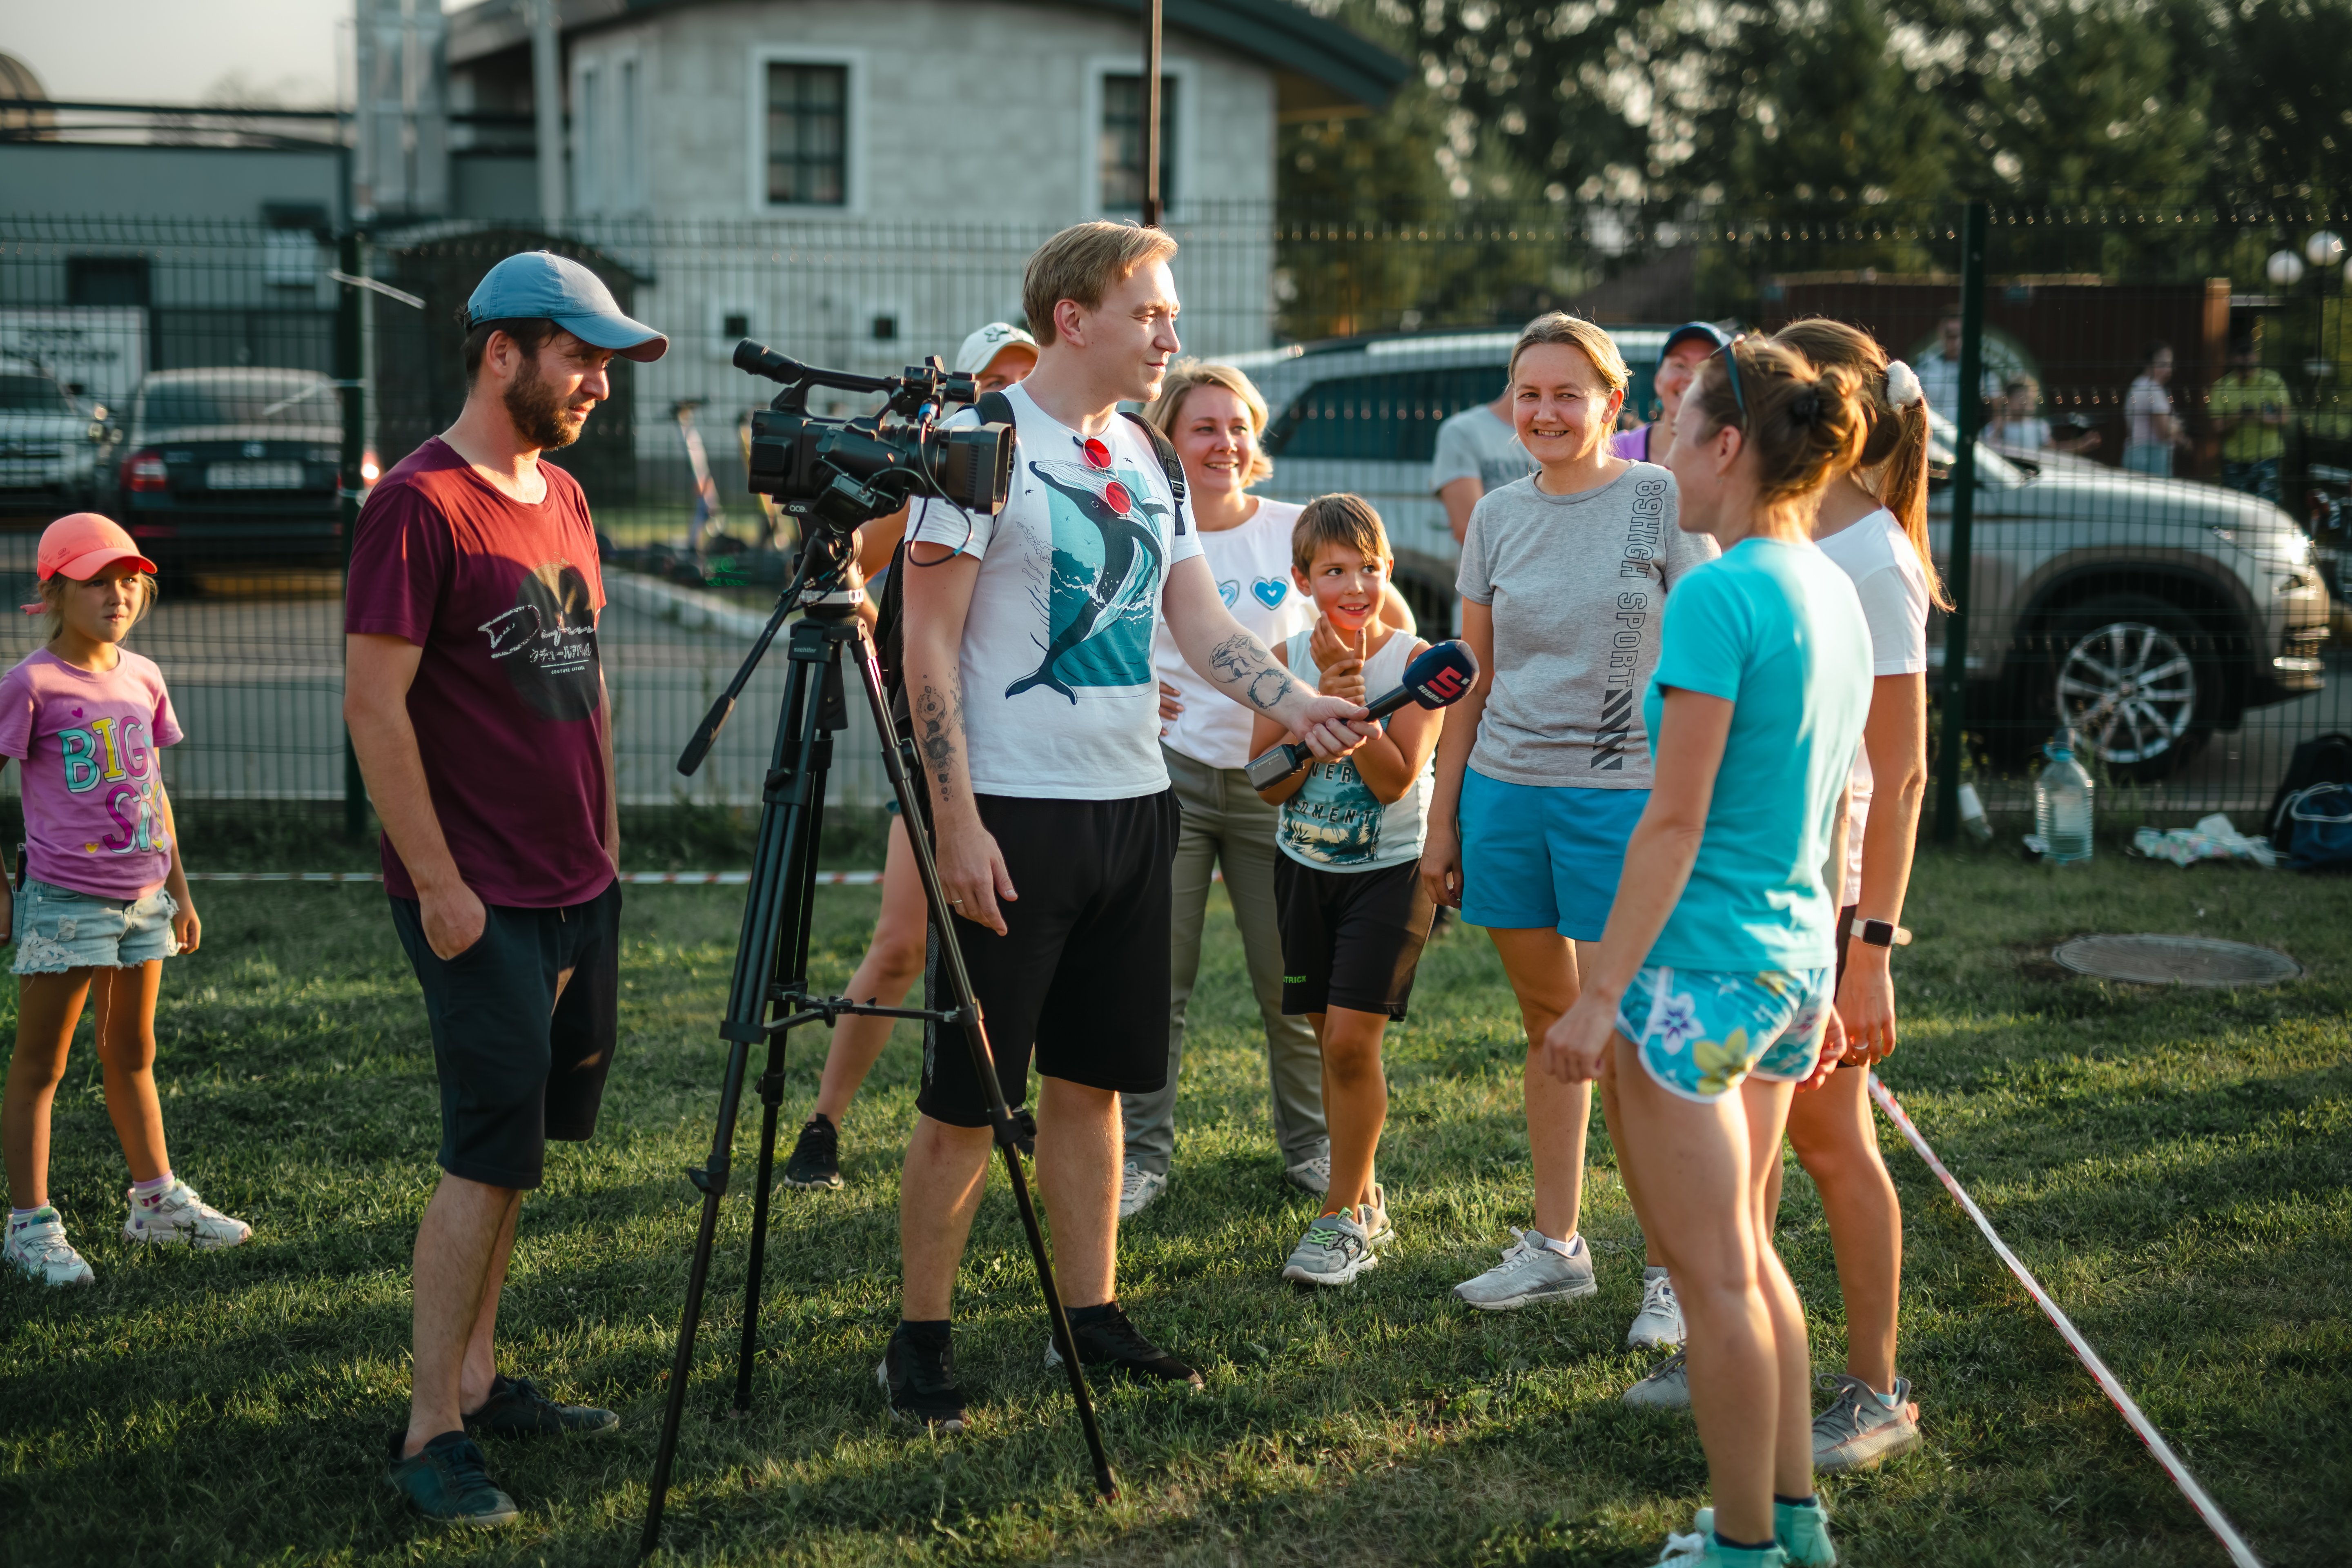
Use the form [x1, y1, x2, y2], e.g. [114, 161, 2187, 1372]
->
[2126, 375, 2172, 448]
[1153, 497, 1311, 771]
[1430, 405, 1537, 494]
[1813, 508, 1930, 905]
[1998, 416, 2051, 451]
[905, 383, 1204, 799]
[1915, 350, 1999, 430]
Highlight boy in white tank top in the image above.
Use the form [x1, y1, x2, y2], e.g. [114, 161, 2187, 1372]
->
[1247, 496, 1443, 1287]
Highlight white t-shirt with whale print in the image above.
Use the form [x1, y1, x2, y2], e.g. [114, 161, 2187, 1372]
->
[907, 382, 1206, 800]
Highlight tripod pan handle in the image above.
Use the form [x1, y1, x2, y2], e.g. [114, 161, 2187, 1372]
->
[677, 694, 736, 777]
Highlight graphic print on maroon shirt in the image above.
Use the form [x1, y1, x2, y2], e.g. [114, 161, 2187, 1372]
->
[345, 437, 614, 908]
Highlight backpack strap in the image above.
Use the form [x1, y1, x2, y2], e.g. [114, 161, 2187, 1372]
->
[1120, 408, 1188, 532]
[977, 388, 1017, 432]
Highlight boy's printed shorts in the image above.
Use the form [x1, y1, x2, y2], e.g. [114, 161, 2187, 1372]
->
[10, 878, 180, 974]
[1615, 964, 1833, 1103]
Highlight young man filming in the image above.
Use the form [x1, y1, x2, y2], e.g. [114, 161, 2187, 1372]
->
[346, 252, 663, 1526]
[885, 221, 1373, 1428]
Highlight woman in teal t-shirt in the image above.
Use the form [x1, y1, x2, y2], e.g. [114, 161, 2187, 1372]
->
[1540, 339, 1872, 1568]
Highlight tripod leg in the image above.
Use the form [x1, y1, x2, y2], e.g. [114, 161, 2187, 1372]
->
[844, 625, 1119, 1500]
[733, 1037, 788, 1414]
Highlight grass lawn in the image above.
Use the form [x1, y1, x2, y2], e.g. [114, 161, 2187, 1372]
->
[2, 846, 2347, 1566]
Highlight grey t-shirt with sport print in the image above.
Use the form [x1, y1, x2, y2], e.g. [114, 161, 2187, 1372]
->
[1454, 463, 1716, 788]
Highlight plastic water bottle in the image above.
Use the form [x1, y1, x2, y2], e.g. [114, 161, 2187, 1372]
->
[1957, 782, 1993, 844]
[2033, 729, 2095, 864]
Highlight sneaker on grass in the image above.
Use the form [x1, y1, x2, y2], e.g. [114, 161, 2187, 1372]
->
[1043, 1301, 1203, 1390]
[1622, 1348, 1692, 1410]
[1284, 1153, 1332, 1196]
[1117, 1161, 1167, 1219]
[1657, 1513, 1789, 1566]
[464, 1374, 618, 1437]
[122, 1180, 250, 1249]
[1281, 1207, 1377, 1287]
[1812, 1371, 1920, 1472]
[877, 1321, 967, 1432]
[1452, 1226, 1595, 1310]
[4, 1207, 93, 1287]
[1628, 1267, 1685, 1349]
[384, 1430, 520, 1528]
[781, 1113, 842, 1190]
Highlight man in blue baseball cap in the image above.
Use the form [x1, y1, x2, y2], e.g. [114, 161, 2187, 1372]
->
[1610, 320, 1731, 464]
[345, 249, 664, 1526]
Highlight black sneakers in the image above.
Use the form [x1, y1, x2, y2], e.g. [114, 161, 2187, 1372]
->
[782, 1113, 843, 1190]
[463, 1374, 619, 1437]
[877, 1321, 967, 1432]
[1045, 1301, 1205, 1390]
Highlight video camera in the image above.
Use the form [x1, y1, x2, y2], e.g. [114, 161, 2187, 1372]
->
[733, 339, 1016, 536]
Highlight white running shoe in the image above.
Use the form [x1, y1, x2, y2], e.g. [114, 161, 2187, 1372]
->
[1451, 1226, 1596, 1310]
[122, 1180, 251, 1250]
[1116, 1162, 1167, 1221]
[5, 1207, 94, 1287]
[1813, 1371, 1922, 1472]
[1623, 1348, 1693, 1410]
[1284, 1154, 1332, 1196]
[1280, 1207, 1379, 1287]
[1628, 1267, 1686, 1349]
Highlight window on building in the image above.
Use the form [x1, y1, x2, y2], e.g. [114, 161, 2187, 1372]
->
[578, 65, 602, 212]
[67, 257, 150, 307]
[766, 62, 848, 207]
[1100, 74, 1176, 212]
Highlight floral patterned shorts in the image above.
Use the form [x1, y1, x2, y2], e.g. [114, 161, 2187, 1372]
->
[1615, 964, 1833, 1103]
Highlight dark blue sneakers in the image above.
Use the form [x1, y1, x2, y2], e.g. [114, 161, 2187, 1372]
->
[384, 1430, 520, 1528]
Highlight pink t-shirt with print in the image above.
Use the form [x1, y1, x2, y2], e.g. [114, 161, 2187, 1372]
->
[0, 647, 183, 900]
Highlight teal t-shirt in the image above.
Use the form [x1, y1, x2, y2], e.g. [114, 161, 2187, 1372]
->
[1640, 537, 1872, 971]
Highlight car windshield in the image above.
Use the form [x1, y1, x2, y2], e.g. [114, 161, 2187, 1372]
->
[1926, 407, 2024, 486]
[0, 373, 75, 414]
[137, 375, 333, 431]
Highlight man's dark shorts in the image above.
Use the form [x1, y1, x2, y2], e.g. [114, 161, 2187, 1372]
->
[917, 791, 1179, 1127]
[389, 878, 623, 1189]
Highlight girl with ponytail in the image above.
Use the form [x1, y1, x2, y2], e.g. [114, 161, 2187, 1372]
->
[1538, 338, 1873, 1568]
[1766, 318, 1942, 1477]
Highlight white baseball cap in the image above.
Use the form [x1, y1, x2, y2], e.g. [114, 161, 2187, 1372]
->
[953, 322, 1038, 378]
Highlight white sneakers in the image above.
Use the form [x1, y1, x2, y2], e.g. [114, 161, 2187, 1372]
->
[4, 1207, 94, 1287]
[122, 1179, 252, 1250]
[1628, 1267, 1686, 1349]
[1116, 1161, 1168, 1220]
[1451, 1226, 1598, 1310]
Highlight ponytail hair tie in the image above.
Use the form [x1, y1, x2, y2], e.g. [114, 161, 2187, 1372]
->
[1884, 359, 1924, 410]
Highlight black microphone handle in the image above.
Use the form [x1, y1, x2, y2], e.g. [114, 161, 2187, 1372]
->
[1358, 680, 1416, 725]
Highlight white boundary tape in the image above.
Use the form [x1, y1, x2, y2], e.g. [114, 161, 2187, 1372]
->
[183, 870, 883, 885]
[1868, 1073, 2265, 1568]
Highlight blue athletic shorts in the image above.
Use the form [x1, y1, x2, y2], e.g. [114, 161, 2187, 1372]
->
[1457, 769, 1647, 940]
[1616, 964, 1833, 1103]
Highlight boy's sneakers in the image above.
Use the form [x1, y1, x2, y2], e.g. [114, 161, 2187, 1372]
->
[1622, 1349, 1693, 1409]
[781, 1114, 842, 1190]
[1280, 1186, 1394, 1288]
[4, 1207, 94, 1287]
[463, 1374, 619, 1437]
[877, 1321, 967, 1432]
[1284, 1153, 1332, 1196]
[122, 1180, 250, 1250]
[384, 1429, 520, 1528]
[1657, 1512, 1790, 1566]
[1043, 1301, 1204, 1390]
[1812, 1372, 1921, 1472]
[1629, 1267, 1685, 1348]
[1452, 1226, 1595, 1310]
[1118, 1161, 1167, 1219]
[1684, 1502, 1835, 1568]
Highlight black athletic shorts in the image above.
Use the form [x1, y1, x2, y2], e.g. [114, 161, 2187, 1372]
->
[388, 878, 622, 1190]
[1274, 855, 1436, 1021]
[916, 790, 1180, 1128]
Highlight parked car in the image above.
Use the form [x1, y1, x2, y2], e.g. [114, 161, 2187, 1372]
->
[0, 354, 112, 507]
[1245, 328, 2331, 779]
[109, 368, 356, 577]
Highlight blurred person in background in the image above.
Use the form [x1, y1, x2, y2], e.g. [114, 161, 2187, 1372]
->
[1610, 322, 1731, 463]
[1989, 376, 2102, 457]
[2210, 339, 2292, 503]
[2124, 342, 2191, 477]
[1915, 309, 1999, 432]
[1432, 379, 1537, 547]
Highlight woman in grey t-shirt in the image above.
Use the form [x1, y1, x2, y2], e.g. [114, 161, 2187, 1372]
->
[1421, 313, 1716, 1329]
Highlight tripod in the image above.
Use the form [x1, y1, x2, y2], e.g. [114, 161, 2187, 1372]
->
[637, 535, 1117, 1556]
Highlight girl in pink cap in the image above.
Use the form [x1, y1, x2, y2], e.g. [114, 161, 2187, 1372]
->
[0, 512, 248, 1289]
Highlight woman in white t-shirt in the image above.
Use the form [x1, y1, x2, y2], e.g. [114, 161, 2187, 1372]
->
[2124, 342, 2187, 477]
[1125, 361, 1416, 1216]
[1771, 318, 1946, 1475]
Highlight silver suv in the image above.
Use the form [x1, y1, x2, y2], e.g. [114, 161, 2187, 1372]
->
[1239, 330, 2330, 779]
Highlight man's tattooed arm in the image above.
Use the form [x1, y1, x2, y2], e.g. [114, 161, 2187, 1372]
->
[1207, 631, 1300, 715]
[913, 676, 966, 806]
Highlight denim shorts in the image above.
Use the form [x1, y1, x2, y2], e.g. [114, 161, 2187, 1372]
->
[10, 878, 180, 975]
[1458, 769, 1648, 940]
[1616, 964, 1833, 1103]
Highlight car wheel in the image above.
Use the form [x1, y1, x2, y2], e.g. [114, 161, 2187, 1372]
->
[2050, 595, 2215, 780]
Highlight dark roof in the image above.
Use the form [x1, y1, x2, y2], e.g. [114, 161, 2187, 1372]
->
[446, 0, 1408, 111]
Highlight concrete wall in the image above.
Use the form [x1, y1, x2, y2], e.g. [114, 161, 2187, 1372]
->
[0, 143, 344, 226]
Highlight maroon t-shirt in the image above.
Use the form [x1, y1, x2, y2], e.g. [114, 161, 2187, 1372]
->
[345, 437, 614, 908]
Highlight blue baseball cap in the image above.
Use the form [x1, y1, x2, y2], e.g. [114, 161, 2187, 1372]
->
[465, 251, 668, 362]
[1659, 321, 1733, 363]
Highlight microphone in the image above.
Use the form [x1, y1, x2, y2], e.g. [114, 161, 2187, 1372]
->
[1243, 638, 1479, 791]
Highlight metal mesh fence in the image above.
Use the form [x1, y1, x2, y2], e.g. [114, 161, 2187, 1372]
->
[0, 202, 2342, 831]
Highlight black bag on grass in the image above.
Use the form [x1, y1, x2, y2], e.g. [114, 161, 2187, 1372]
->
[2265, 732, 2352, 853]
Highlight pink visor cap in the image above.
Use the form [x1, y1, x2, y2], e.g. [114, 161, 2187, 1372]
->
[38, 512, 159, 584]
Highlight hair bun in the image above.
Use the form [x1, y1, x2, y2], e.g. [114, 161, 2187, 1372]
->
[1789, 388, 1824, 426]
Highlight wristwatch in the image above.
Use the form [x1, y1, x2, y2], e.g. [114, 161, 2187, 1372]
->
[1848, 918, 1912, 948]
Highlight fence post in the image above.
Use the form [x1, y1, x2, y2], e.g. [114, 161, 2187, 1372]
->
[1933, 200, 1988, 844]
[337, 230, 368, 843]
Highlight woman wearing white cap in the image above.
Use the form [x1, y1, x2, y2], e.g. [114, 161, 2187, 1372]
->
[775, 323, 1036, 1191]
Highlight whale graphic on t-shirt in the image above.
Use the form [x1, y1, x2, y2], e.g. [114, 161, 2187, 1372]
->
[1005, 461, 1165, 704]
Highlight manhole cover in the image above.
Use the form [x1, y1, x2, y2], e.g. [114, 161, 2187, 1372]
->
[2050, 934, 2305, 987]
